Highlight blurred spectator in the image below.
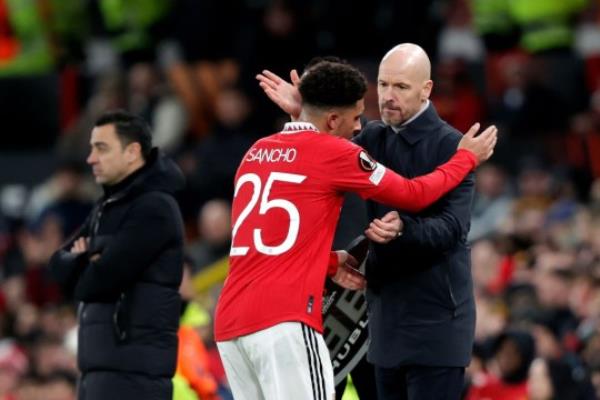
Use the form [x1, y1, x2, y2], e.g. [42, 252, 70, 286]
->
[40, 371, 77, 400]
[495, 58, 571, 139]
[0, 340, 27, 400]
[438, 0, 485, 63]
[56, 72, 127, 164]
[179, 87, 254, 217]
[469, 164, 513, 242]
[30, 336, 76, 379]
[173, 258, 222, 400]
[187, 200, 231, 274]
[466, 330, 535, 400]
[591, 362, 600, 399]
[168, 0, 246, 138]
[432, 59, 485, 133]
[575, 2, 600, 92]
[473, 292, 507, 342]
[24, 162, 95, 239]
[533, 269, 579, 340]
[562, 113, 599, 198]
[9, 303, 40, 345]
[127, 63, 187, 155]
[528, 357, 595, 400]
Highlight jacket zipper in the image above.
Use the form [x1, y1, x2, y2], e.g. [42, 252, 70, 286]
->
[91, 196, 118, 236]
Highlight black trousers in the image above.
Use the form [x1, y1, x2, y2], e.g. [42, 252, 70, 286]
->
[374, 365, 465, 400]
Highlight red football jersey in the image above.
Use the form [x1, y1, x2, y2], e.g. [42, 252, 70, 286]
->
[214, 122, 477, 341]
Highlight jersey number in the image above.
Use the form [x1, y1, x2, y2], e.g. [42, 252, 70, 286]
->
[230, 172, 306, 256]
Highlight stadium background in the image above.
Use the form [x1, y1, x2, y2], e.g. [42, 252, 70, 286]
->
[1, 0, 600, 398]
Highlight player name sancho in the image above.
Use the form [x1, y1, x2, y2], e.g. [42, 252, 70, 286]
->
[245, 147, 298, 164]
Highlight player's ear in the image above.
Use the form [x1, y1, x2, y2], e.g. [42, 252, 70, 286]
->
[326, 112, 339, 133]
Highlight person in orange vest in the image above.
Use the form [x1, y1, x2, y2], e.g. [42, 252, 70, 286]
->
[173, 257, 221, 400]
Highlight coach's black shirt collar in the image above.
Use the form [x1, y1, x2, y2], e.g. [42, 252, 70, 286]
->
[392, 102, 443, 146]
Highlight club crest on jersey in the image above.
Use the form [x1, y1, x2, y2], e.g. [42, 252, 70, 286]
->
[358, 151, 377, 172]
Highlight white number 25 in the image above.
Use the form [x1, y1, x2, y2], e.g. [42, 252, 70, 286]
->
[230, 172, 306, 256]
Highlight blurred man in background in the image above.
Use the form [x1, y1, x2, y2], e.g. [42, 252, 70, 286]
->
[48, 110, 185, 400]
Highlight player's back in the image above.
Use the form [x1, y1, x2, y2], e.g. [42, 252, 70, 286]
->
[214, 123, 357, 341]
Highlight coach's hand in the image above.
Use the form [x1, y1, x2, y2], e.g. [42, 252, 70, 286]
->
[332, 251, 366, 290]
[365, 211, 403, 243]
[256, 69, 302, 120]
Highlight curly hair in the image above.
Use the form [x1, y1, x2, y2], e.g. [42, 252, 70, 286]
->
[303, 55, 348, 71]
[299, 61, 367, 109]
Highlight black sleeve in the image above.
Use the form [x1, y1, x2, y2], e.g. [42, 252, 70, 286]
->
[393, 133, 475, 252]
[395, 173, 474, 252]
[73, 194, 180, 301]
[48, 213, 93, 291]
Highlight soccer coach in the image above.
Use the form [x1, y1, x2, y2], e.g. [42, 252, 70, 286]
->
[49, 110, 185, 400]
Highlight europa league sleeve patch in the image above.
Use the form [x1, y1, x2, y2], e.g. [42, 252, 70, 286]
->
[358, 151, 386, 185]
[358, 151, 377, 171]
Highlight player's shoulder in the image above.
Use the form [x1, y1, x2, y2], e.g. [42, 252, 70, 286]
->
[251, 133, 279, 146]
[318, 132, 361, 152]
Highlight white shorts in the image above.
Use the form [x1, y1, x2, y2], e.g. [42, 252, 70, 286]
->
[217, 322, 335, 400]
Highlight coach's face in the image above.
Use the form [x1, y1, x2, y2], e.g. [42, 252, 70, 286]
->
[377, 53, 432, 127]
[87, 124, 136, 186]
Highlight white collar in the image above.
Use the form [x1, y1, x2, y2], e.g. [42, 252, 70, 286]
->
[281, 121, 319, 134]
[391, 100, 430, 133]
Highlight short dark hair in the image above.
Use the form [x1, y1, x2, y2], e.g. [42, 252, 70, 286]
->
[304, 55, 348, 71]
[299, 61, 367, 109]
[95, 110, 152, 160]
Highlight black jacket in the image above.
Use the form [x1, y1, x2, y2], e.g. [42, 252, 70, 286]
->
[353, 104, 476, 368]
[49, 149, 185, 399]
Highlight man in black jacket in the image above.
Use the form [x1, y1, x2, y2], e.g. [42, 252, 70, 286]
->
[353, 43, 477, 400]
[49, 110, 185, 400]
[257, 43, 495, 400]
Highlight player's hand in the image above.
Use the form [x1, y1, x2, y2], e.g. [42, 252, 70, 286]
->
[365, 211, 403, 243]
[70, 237, 88, 254]
[457, 123, 498, 165]
[332, 250, 366, 290]
[256, 69, 302, 120]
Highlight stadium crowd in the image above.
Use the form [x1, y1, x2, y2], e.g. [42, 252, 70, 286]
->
[2, 0, 600, 399]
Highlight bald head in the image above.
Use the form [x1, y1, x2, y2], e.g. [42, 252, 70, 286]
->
[377, 43, 433, 126]
[381, 43, 431, 81]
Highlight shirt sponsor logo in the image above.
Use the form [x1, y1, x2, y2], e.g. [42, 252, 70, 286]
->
[245, 147, 297, 164]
